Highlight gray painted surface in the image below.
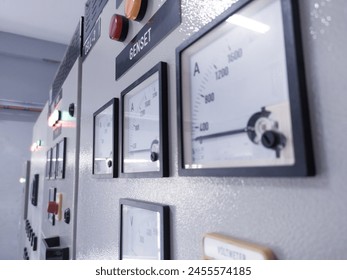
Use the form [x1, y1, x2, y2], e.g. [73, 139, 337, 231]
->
[20, 60, 81, 260]
[75, 0, 347, 260]
[39, 60, 81, 260]
[0, 32, 67, 105]
[23, 105, 49, 260]
[0, 0, 87, 44]
[0, 110, 38, 259]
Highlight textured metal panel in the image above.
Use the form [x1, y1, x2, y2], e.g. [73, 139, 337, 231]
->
[21, 105, 49, 260]
[76, 0, 347, 260]
[51, 22, 82, 102]
[41, 60, 81, 259]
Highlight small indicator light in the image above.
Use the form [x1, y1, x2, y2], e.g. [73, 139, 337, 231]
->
[109, 14, 129, 42]
[30, 139, 43, 152]
[48, 109, 61, 127]
[125, 0, 148, 21]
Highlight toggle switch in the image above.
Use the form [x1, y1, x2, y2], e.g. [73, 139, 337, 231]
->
[30, 233, 35, 246]
[109, 14, 129, 42]
[125, 0, 148, 21]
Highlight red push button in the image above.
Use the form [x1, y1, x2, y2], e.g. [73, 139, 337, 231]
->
[47, 201, 59, 215]
[125, 0, 147, 21]
[109, 14, 129, 42]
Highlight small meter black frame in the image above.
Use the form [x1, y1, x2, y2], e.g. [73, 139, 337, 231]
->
[48, 187, 57, 226]
[120, 62, 169, 178]
[56, 137, 66, 179]
[50, 145, 57, 179]
[119, 198, 170, 260]
[45, 148, 52, 179]
[176, 0, 315, 177]
[92, 98, 119, 178]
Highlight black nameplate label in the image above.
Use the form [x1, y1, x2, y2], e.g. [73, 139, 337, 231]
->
[84, 0, 108, 39]
[82, 18, 102, 62]
[115, 0, 181, 80]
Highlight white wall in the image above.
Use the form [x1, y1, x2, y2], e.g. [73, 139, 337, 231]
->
[0, 110, 39, 259]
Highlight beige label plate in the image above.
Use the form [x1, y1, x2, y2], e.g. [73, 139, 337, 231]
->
[203, 233, 275, 260]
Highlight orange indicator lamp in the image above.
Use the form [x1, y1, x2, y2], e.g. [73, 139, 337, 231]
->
[125, 0, 148, 21]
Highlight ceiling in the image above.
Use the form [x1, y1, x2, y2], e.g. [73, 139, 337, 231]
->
[0, 0, 87, 44]
[0, 0, 88, 115]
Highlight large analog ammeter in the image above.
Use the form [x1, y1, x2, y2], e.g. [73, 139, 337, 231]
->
[121, 62, 169, 178]
[176, 0, 314, 176]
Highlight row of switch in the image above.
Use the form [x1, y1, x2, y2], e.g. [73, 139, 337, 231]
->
[23, 247, 29, 260]
[109, 0, 148, 42]
[24, 220, 38, 260]
[25, 220, 38, 251]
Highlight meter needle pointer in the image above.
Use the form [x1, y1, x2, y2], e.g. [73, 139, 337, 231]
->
[194, 127, 249, 142]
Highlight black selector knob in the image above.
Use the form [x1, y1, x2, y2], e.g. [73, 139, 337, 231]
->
[64, 208, 71, 224]
[68, 103, 75, 117]
[107, 160, 113, 168]
[150, 152, 159, 162]
[261, 130, 287, 158]
[261, 131, 280, 149]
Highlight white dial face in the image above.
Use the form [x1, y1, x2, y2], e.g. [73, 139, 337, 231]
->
[181, 0, 295, 169]
[51, 145, 57, 179]
[46, 149, 52, 178]
[94, 105, 113, 174]
[122, 205, 161, 260]
[56, 140, 65, 179]
[123, 72, 160, 173]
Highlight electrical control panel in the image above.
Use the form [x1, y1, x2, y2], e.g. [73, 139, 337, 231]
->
[25, 18, 84, 260]
[24, 0, 347, 261]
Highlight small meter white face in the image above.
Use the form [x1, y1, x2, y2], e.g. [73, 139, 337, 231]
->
[123, 73, 160, 173]
[121, 205, 161, 260]
[180, 0, 295, 170]
[56, 138, 65, 179]
[46, 148, 52, 179]
[94, 104, 114, 175]
[51, 145, 57, 179]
